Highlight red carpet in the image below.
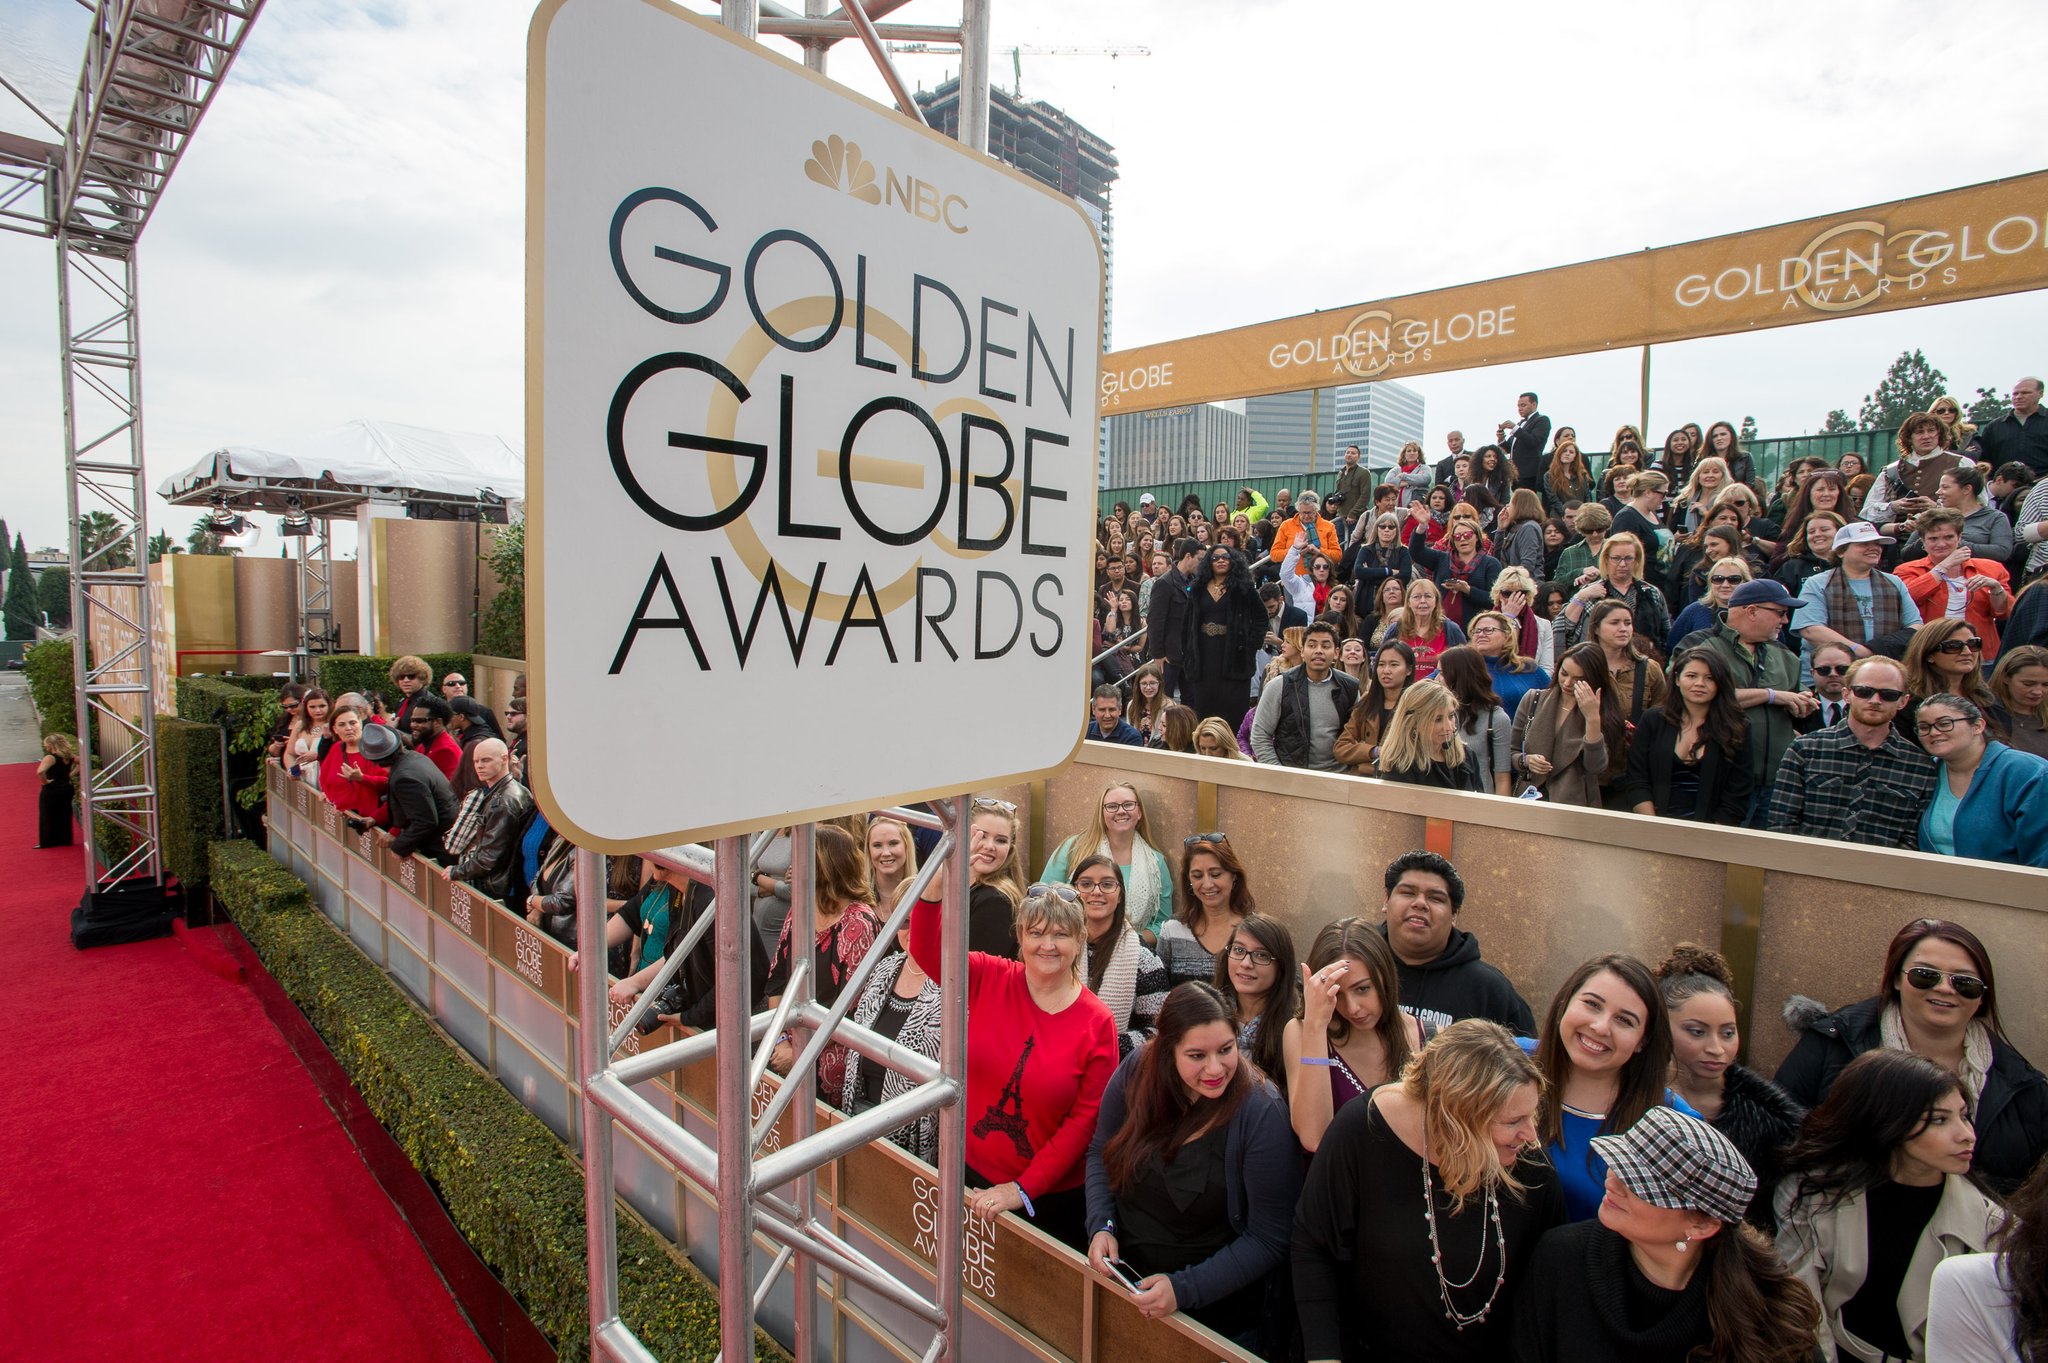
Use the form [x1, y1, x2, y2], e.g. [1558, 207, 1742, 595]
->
[0, 762, 494, 1363]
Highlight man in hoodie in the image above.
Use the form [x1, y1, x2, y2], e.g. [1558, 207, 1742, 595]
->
[1374, 851, 1535, 1035]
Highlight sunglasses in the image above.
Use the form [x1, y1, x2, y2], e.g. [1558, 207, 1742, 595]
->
[1184, 832, 1228, 847]
[1849, 684, 1906, 703]
[1226, 943, 1278, 967]
[1903, 965, 1986, 1000]
[1024, 882, 1082, 905]
[1708, 574, 1747, 586]
[971, 797, 1017, 814]
[1812, 664, 1850, 677]
[1933, 638, 1984, 655]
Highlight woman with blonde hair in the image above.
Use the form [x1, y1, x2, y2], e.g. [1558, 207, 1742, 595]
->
[36, 732, 78, 848]
[1468, 608, 1551, 719]
[1295, 1020, 1565, 1362]
[1930, 394, 1976, 452]
[865, 815, 919, 915]
[1379, 576, 1465, 680]
[1378, 677, 1484, 791]
[1989, 642, 2048, 758]
[1669, 555, 1752, 644]
[1192, 716, 1246, 760]
[1490, 564, 1553, 669]
[1676, 457, 1733, 534]
[1041, 782, 1175, 938]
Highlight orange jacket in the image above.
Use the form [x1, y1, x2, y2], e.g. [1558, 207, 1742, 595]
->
[1269, 515, 1340, 575]
[1895, 557, 2013, 657]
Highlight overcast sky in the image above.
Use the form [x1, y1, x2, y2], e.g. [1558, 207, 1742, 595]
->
[1, 0, 2042, 553]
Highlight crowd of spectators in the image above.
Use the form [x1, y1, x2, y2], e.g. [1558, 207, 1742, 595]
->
[1086, 381, 2048, 866]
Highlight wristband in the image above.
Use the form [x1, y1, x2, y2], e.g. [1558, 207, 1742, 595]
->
[1766, 688, 1775, 705]
[1015, 1183, 1035, 1218]
[1299, 1057, 1336, 1067]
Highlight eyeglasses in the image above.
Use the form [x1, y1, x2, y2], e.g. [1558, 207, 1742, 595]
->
[1812, 664, 1850, 677]
[1916, 715, 1970, 736]
[1101, 800, 1139, 814]
[1903, 965, 1986, 999]
[1708, 574, 1747, 585]
[1184, 832, 1228, 847]
[1849, 684, 1907, 703]
[1072, 878, 1120, 895]
[1226, 943, 1278, 967]
[1933, 638, 1984, 655]
[971, 797, 1017, 814]
[1024, 882, 1081, 904]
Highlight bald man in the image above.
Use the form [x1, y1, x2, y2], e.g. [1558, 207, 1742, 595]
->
[440, 737, 533, 903]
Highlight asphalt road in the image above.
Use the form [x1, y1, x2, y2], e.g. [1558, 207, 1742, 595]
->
[0, 673, 48, 763]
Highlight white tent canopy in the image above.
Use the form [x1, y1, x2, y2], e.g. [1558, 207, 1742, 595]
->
[158, 418, 524, 513]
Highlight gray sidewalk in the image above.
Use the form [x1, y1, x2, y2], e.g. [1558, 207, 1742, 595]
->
[0, 673, 48, 764]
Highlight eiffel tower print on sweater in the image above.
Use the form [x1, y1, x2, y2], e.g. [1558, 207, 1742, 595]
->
[972, 1035, 1037, 1160]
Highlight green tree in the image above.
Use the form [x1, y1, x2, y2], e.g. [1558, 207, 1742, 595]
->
[0, 519, 10, 558]
[3, 536, 38, 640]
[477, 519, 525, 658]
[184, 515, 239, 556]
[1857, 349, 1949, 430]
[36, 565, 70, 629]
[1967, 386, 2006, 428]
[146, 531, 178, 563]
[1821, 409, 1857, 434]
[1738, 415, 1758, 444]
[79, 511, 134, 568]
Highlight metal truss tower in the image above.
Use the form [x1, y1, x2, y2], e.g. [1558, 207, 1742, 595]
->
[0, 0, 267, 890]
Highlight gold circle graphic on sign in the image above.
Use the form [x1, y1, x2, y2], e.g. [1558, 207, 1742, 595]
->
[693, 296, 1012, 615]
[1337, 307, 1397, 379]
[1793, 219, 1917, 315]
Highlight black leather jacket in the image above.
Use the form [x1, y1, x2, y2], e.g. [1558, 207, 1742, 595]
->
[450, 777, 534, 904]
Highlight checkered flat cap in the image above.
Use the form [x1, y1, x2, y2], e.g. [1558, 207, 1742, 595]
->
[1589, 1106, 1756, 1225]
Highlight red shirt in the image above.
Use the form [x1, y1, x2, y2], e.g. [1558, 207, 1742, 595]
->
[416, 730, 463, 782]
[1896, 556, 2013, 658]
[319, 742, 388, 825]
[910, 897, 1116, 1199]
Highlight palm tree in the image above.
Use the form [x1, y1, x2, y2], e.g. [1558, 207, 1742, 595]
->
[79, 511, 135, 568]
[185, 515, 240, 556]
[146, 531, 178, 563]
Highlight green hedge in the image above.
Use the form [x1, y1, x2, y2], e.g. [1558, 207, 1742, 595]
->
[155, 716, 225, 888]
[177, 676, 281, 818]
[210, 841, 780, 1363]
[316, 652, 472, 702]
[25, 638, 76, 739]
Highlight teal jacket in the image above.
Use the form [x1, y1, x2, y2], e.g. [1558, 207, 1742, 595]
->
[1042, 834, 1174, 937]
[1920, 741, 2048, 868]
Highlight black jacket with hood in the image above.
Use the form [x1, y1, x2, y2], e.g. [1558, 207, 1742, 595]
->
[1377, 922, 1536, 1037]
[1775, 994, 2048, 1195]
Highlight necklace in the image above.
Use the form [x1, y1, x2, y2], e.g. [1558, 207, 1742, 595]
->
[1420, 1140, 1507, 1331]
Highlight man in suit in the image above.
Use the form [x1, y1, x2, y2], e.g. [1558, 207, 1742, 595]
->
[1802, 642, 1857, 731]
[1497, 391, 1552, 491]
[1259, 582, 1308, 652]
[1435, 429, 1469, 485]
[1145, 538, 1202, 701]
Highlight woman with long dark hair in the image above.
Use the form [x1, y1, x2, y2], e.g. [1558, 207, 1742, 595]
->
[1333, 637, 1416, 775]
[1653, 945, 1802, 1228]
[762, 825, 880, 1100]
[1085, 983, 1300, 1348]
[1437, 644, 1512, 794]
[1211, 911, 1298, 1086]
[1155, 832, 1256, 988]
[1775, 1050, 2005, 1363]
[1777, 917, 2048, 1195]
[1535, 953, 1692, 1221]
[1622, 647, 1754, 824]
[1295, 1020, 1565, 1363]
[1926, 1154, 2048, 1360]
[1508, 643, 1624, 806]
[1181, 545, 1265, 727]
[1067, 854, 1168, 1059]
[1282, 916, 1425, 1153]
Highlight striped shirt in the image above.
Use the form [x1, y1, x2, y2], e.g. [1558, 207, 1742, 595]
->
[1765, 723, 1938, 849]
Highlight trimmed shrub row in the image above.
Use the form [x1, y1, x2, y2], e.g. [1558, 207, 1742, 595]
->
[24, 638, 77, 739]
[155, 716, 226, 889]
[210, 840, 778, 1363]
[316, 652, 472, 702]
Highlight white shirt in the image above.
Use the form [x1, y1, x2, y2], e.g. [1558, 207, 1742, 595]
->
[1926, 1253, 2020, 1363]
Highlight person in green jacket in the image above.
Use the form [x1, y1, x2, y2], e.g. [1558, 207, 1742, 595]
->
[1686, 579, 1816, 821]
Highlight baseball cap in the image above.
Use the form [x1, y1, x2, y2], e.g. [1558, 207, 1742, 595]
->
[1590, 1106, 1756, 1226]
[1833, 521, 1895, 550]
[1138, 493, 1156, 506]
[1727, 578, 1794, 610]
[358, 723, 401, 761]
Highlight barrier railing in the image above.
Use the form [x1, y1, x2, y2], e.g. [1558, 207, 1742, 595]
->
[264, 766, 1257, 1363]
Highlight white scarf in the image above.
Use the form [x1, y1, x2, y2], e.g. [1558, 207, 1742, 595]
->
[1880, 1001, 1994, 1116]
[1089, 927, 1143, 1029]
[1103, 833, 1164, 935]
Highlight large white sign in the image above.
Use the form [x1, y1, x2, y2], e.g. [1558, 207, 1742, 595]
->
[528, 0, 1104, 851]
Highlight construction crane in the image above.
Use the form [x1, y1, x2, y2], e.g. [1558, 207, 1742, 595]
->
[883, 42, 1150, 97]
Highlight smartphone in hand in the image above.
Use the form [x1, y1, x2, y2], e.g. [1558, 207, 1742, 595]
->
[1104, 1258, 1146, 1294]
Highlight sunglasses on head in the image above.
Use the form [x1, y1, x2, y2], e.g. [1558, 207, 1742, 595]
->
[1812, 664, 1849, 677]
[1933, 638, 1984, 655]
[1184, 832, 1228, 847]
[1024, 881, 1082, 905]
[971, 797, 1017, 814]
[1903, 965, 1985, 999]
[1849, 684, 1906, 703]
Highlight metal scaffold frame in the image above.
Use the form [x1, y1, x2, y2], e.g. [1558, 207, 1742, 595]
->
[294, 514, 338, 667]
[572, 6, 994, 1361]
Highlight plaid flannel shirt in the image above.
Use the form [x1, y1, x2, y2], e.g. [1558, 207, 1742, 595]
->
[1765, 724, 1938, 848]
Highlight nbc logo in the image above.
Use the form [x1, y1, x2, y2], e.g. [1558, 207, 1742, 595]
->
[804, 135, 881, 204]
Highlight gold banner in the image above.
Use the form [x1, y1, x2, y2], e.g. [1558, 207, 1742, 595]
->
[1100, 170, 2048, 412]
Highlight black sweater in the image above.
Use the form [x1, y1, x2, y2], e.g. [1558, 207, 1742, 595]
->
[1511, 1220, 1710, 1363]
[1377, 923, 1537, 1037]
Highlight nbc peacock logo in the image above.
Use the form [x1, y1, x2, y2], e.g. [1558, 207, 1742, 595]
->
[804, 135, 881, 204]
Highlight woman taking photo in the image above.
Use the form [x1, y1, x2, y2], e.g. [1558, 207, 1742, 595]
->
[1989, 643, 2048, 758]
[1085, 983, 1301, 1349]
[1294, 1020, 1566, 1363]
[1776, 917, 2048, 1194]
[1334, 639, 1416, 775]
[1067, 854, 1169, 1059]
[1916, 694, 2048, 867]
[1283, 916, 1425, 1153]
[319, 704, 389, 828]
[1775, 1050, 2005, 1363]
[1155, 832, 1256, 988]
[1622, 648, 1753, 824]
[1378, 678, 1485, 792]
[1441, 647, 1513, 793]
[762, 825, 880, 1101]
[1042, 782, 1176, 939]
[1653, 945, 1802, 1227]
[1514, 1108, 1820, 1363]
[910, 873, 1116, 1249]
[1181, 545, 1266, 727]
[1468, 609, 1551, 721]
[1380, 577, 1466, 680]
[1509, 644, 1624, 808]
[1212, 912, 1299, 1086]
[1535, 952, 1688, 1221]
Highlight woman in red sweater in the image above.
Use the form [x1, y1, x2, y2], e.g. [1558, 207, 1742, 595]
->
[319, 705, 388, 826]
[912, 871, 1118, 1250]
